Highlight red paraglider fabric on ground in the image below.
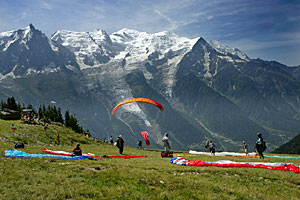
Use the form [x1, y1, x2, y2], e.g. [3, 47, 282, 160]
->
[170, 157, 300, 173]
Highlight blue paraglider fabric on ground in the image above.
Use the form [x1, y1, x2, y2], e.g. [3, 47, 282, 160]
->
[5, 149, 96, 160]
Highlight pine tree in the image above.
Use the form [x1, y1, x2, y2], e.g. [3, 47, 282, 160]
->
[0, 100, 5, 110]
[7, 97, 18, 110]
[65, 110, 71, 127]
[38, 106, 43, 119]
[56, 107, 64, 124]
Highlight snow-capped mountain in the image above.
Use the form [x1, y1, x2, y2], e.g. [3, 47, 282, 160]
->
[0, 24, 79, 78]
[111, 28, 198, 63]
[51, 29, 115, 69]
[209, 40, 249, 61]
[1, 24, 300, 151]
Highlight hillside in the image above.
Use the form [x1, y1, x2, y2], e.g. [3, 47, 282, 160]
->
[272, 134, 300, 154]
[0, 120, 300, 199]
[0, 119, 95, 148]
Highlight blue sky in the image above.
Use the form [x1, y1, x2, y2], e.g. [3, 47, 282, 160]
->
[0, 0, 299, 66]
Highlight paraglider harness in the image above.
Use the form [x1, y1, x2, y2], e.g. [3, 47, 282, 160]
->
[262, 141, 267, 151]
[255, 140, 267, 152]
[161, 151, 173, 158]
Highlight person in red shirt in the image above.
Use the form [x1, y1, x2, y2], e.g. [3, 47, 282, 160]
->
[72, 144, 82, 156]
[57, 133, 60, 145]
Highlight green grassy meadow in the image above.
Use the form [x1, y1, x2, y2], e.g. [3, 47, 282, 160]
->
[0, 119, 300, 200]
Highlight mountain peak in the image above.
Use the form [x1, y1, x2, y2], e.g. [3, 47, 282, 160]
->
[209, 40, 249, 61]
[117, 28, 142, 34]
[92, 29, 107, 36]
[29, 23, 35, 30]
[198, 37, 208, 43]
[192, 37, 210, 49]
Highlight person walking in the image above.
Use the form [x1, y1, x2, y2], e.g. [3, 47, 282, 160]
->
[162, 133, 171, 152]
[255, 132, 266, 159]
[243, 141, 249, 156]
[116, 135, 124, 154]
[209, 141, 215, 156]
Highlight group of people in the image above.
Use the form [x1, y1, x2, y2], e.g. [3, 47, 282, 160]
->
[70, 132, 266, 159]
[157, 133, 266, 158]
[241, 133, 266, 159]
[202, 133, 266, 158]
[71, 135, 125, 156]
[10, 118, 267, 158]
[22, 114, 47, 125]
[108, 135, 125, 154]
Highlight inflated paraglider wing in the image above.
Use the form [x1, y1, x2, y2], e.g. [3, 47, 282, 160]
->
[112, 97, 163, 116]
[140, 131, 150, 146]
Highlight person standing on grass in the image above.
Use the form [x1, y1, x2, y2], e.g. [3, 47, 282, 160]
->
[209, 141, 215, 156]
[162, 133, 171, 152]
[57, 133, 60, 145]
[49, 135, 52, 144]
[243, 141, 249, 156]
[116, 135, 124, 154]
[109, 136, 113, 145]
[43, 124, 48, 136]
[137, 140, 143, 149]
[255, 132, 266, 159]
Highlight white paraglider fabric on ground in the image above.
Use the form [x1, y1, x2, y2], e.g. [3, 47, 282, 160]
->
[189, 150, 257, 157]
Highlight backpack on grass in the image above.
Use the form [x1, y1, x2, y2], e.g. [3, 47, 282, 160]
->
[161, 151, 173, 158]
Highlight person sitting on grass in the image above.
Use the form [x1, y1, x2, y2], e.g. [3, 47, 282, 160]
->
[71, 144, 82, 156]
[11, 124, 16, 132]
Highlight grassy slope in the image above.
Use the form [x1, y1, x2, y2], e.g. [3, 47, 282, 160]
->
[272, 134, 300, 154]
[0, 119, 299, 200]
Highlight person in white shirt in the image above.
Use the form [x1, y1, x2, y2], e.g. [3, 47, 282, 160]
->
[162, 133, 171, 152]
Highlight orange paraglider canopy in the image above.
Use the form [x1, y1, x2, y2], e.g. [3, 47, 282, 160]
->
[112, 97, 163, 116]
